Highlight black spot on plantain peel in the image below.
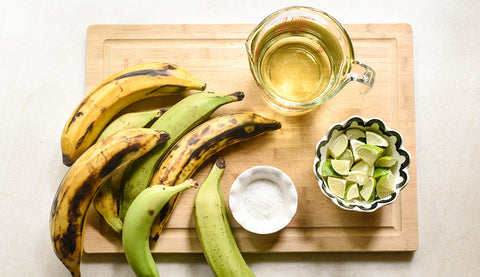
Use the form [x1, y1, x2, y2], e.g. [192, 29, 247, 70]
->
[215, 157, 226, 169]
[62, 154, 73, 167]
[52, 129, 170, 276]
[75, 121, 95, 150]
[231, 91, 245, 101]
[145, 85, 188, 96]
[148, 113, 282, 241]
[114, 68, 172, 80]
[98, 144, 143, 179]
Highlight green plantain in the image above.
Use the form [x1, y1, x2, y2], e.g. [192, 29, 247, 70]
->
[195, 158, 255, 277]
[122, 179, 197, 277]
[148, 112, 281, 241]
[93, 108, 167, 233]
[118, 91, 244, 220]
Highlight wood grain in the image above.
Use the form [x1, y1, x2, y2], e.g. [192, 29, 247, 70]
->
[83, 24, 417, 253]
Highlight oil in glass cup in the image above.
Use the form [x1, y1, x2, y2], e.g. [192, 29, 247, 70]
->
[246, 6, 375, 115]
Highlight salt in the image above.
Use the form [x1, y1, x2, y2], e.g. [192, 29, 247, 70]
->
[242, 179, 284, 221]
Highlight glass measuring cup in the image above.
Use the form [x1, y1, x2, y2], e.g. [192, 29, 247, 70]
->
[246, 6, 375, 115]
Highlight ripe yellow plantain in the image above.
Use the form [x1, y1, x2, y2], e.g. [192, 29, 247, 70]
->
[118, 91, 245, 221]
[61, 62, 205, 166]
[148, 112, 281, 241]
[50, 128, 169, 277]
[93, 108, 168, 233]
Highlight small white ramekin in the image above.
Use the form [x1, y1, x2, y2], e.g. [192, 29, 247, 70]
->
[229, 166, 298, 234]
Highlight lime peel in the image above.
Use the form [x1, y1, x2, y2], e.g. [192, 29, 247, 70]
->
[328, 133, 348, 159]
[375, 156, 397, 168]
[357, 144, 384, 165]
[321, 129, 398, 202]
[373, 167, 391, 179]
[349, 139, 365, 162]
[320, 160, 340, 178]
[346, 128, 365, 140]
[366, 131, 389, 147]
[360, 177, 376, 202]
[344, 183, 360, 201]
[331, 159, 351, 175]
[377, 172, 396, 198]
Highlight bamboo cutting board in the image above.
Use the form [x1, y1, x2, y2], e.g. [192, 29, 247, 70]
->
[83, 24, 418, 253]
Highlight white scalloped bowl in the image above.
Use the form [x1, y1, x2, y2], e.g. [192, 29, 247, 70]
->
[229, 166, 298, 234]
[313, 116, 411, 212]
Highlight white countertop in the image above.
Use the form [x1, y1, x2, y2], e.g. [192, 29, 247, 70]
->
[1, 0, 479, 276]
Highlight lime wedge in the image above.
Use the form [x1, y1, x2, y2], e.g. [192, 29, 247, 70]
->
[377, 172, 396, 198]
[349, 139, 366, 162]
[327, 177, 347, 199]
[356, 144, 384, 165]
[344, 183, 360, 201]
[360, 177, 376, 202]
[375, 156, 397, 168]
[338, 148, 354, 165]
[366, 131, 389, 147]
[320, 160, 340, 178]
[346, 128, 365, 140]
[373, 167, 392, 179]
[331, 159, 351, 175]
[328, 133, 348, 159]
[351, 160, 374, 177]
[346, 170, 368, 184]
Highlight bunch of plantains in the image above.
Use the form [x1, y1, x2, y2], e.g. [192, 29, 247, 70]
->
[50, 62, 281, 276]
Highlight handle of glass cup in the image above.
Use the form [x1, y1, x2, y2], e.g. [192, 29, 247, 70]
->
[347, 61, 376, 96]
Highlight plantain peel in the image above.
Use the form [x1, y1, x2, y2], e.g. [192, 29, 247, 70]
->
[61, 62, 206, 166]
[148, 112, 281, 241]
[118, 91, 245, 221]
[194, 158, 255, 276]
[92, 108, 168, 233]
[50, 128, 169, 277]
[122, 179, 197, 277]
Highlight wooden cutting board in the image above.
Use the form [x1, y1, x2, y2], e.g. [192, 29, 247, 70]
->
[83, 24, 418, 253]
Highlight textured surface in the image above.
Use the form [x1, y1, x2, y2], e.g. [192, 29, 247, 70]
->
[83, 23, 417, 253]
[2, 1, 480, 276]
